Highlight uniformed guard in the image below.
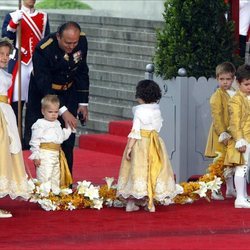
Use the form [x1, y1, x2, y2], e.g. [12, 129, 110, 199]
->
[1, 0, 50, 140]
[24, 21, 90, 176]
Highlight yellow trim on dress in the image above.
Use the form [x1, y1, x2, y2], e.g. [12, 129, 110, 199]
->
[0, 95, 8, 103]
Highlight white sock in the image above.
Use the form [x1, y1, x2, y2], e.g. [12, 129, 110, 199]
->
[235, 175, 246, 201]
[244, 178, 249, 197]
[226, 176, 235, 193]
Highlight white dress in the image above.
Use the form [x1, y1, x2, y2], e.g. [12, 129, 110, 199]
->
[117, 103, 177, 203]
[0, 69, 30, 200]
[29, 119, 71, 190]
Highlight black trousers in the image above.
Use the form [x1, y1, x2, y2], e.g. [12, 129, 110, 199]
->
[239, 35, 247, 58]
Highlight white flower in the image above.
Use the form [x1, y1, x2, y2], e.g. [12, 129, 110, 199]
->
[51, 186, 61, 195]
[27, 179, 36, 193]
[206, 176, 223, 192]
[193, 181, 208, 197]
[85, 185, 100, 200]
[185, 198, 194, 204]
[39, 182, 52, 197]
[105, 198, 113, 207]
[104, 177, 114, 190]
[93, 199, 103, 210]
[67, 202, 76, 211]
[60, 188, 73, 195]
[77, 180, 92, 194]
[38, 199, 57, 211]
[29, 196, 40, 203]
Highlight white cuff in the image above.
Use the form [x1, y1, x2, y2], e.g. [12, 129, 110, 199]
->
[235, 139, 248, 149]
[79, 103, 88, 106]
[59, 106, 68, 116]
[128, 130, 141, 139]
[218, 132, 231, 142]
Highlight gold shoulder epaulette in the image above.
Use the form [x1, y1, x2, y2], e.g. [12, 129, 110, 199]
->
[40, 38, 53, 49]
[80, 32, 86, 36]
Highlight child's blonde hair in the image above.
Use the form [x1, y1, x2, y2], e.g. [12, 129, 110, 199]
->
[216, 62, 236, 78]
[0, 37, 13, 53]
[41, 94, 60, 109]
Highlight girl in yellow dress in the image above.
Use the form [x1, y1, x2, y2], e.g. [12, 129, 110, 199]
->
[0, 38, 30, 218]
[117, 80, 177, 212]
[225, 64, 250, 208]
[205, 62, 236, 200]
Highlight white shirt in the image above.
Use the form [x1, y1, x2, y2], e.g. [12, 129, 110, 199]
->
[240, 1, 250, 36]
[29, 118, 72, 160]
[128, 103, 163, 139]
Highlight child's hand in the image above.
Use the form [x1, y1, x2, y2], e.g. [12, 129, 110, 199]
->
[222, 138, 229, 146]
[126, 148, 132, 161]
[33, 159, 41, 167]
[237, 145, 247, 153]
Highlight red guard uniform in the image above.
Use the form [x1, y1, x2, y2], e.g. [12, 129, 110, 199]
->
[1, 6, 50, 103]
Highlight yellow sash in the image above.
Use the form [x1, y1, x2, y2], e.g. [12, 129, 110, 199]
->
[40, 143, 73, 188]
[141, 129, 163, 210]
[0, 95, 8, 103]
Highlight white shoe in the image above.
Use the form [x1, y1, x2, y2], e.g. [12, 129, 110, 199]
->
[0, 209, 12, 218]
[126, 201, 140, 212]
[211, 191, 224, 200]
[226, 190, 237, 198]
[235, 199, 250, 208]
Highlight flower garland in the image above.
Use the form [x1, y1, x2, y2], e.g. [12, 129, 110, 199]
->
[27, 154, 225, 211]
[173, 153, 225, 204]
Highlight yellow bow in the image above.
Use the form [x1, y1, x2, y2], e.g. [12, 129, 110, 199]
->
[141, 130, 163, 210]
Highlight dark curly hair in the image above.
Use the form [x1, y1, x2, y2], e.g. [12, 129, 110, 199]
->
[135, 80, 162, 103]
[236, 64, 250, 83]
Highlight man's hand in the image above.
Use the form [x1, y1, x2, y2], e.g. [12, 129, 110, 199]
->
[62, 110, 77, 130]
[33, 159, 41, 167]
[77, 106, 88, 122]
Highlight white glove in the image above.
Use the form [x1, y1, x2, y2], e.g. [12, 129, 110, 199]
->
[11, 10, 23, 24]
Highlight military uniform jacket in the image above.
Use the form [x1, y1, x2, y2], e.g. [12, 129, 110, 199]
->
[224, 90, 250, 166]
[1, 8, 50, 67]
[28, 31, 89, 113]
[205, 88, 232, 158]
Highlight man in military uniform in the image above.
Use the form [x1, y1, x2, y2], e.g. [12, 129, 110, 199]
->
[24, 21, 89, 176]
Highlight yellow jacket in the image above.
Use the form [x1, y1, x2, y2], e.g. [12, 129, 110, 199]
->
[224, 90, 250, 166]
[205, 88, 231, 158]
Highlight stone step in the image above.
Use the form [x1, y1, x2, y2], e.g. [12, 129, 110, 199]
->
[89, 95, 136, 108]
[88, 54, 148, 73]
[89, 84, 135, 101]
[89, 69, 143, 86]
[89, 100, 132, 118]
[88, 40, 154, 59]
[90, 79, 135, 92]
[48, 13, 163, 31]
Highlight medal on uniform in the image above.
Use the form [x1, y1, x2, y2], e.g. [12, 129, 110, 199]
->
[64, 53, 69, 61]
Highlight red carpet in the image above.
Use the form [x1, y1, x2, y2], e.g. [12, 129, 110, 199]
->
[2, 120, 250, 249]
